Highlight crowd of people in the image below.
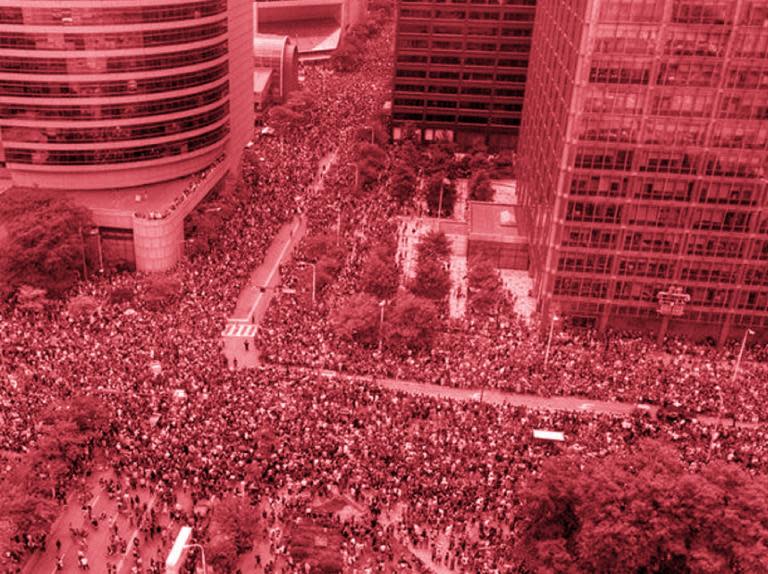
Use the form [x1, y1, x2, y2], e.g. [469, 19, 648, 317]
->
[1, 8, 768, 574]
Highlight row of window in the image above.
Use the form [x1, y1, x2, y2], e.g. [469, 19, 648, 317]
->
[394, 83, 524, 98]
[589, 62, 768, 89]
[573, 147, 765, 178]
[0, 41, 227, 74]
[554, 278, 768, 311]
[0, 83, 228, 121]
[400, 8, 535, 21]
[566, 201, 761, 232]
[0, 2, 226, 25]
[395, 68, 527, 83]
[5, 124, 228, 166]
[560, 227, 768, 258]
[0, 62, 228, 99]
[399, 39, 530, 52]
[394, 98, 522, 112]
[2, 103, 228, 144]
[400, 22, 534, 36]
[0, 21, 227, 51]
[399, 0, 536, 4]
[397, 54, 529, 67]
[392, 111, 520, 126]
[556, 255, 766, 286]
[568, 176, 765, 206]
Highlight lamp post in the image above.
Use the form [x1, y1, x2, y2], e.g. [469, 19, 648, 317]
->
[436, 177, 450, 226]
[710, 328, 754, 460]
[78, 226, 88, 281]
[183, 543, 207, 574]
[543, 315, 559, 369]
[731, 327, 755, 384]
[378, 299, 388, 354]
[296, 261, 316, 305]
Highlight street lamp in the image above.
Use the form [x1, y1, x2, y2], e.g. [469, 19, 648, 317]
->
[183, 543, 207, 574]
[378, 299, 388, 354]
[710, 328, 755, 461]
[543, 315, 560, 369]
[436, 177, 450, 226]
[295, 261, 316, 305]
[731, 327, 755, 384]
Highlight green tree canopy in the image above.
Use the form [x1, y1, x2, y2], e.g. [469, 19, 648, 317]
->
[360, 239, 400, 299]
[418, 230, 451, 261]
[355, 143, 388, 190]
[467, 255, 506, 316]
[468, 170, 495, 202]
[0, 190, 92, 299]
[425, 174, 456, 218]
[332, 292, 380, 347]
[410, 257, 450, 302]
[516, 440, 768, 574]
[390, 161, 418, 205]
[384, 293, 440, 354]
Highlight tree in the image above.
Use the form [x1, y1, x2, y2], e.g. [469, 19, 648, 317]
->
[331, 32, 365, 73]
[468, 170, 495, 202]
[490, 149, 516, 178]
[419, 230, 451, 261]
[267, 105, 302, 134]
[66, 294, 101, 319]
[207, 533, 238, 574]
[360, 245, 399, 299]
[298, 233, 346, 296]
[332, 293, 380, 347]
[356, 143, 388, 190]
[411, 257, 450, 301]
[425, 174, 456, 218]
[467, 256, 505, 316]
[390, 161, 418, 205]
[144, 274, 181, 311]
[109, 286, 134, 305]
[0, 190, 92, 299]
[14, 285, 49, 314]
[212, 495, 259, 555]
[515, 440, 768, 574]
[384, 293, 439, 354]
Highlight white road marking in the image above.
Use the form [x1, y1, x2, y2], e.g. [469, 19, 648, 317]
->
[115, 493, 157, 574]
[244, 218, 302, 322]
[578, 403, 594, 410]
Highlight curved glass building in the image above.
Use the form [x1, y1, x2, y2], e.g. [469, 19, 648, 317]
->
[0, 0, 254, 270]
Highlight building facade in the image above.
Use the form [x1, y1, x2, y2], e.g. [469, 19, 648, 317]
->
[254, 0, 366, 57]
[254, 34, 299, 103]
[517, 0, 768, 342]
[392, 0, 537, 148]
[0, 0, 253, 271]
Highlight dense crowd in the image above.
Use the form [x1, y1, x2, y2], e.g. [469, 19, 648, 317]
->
[1, 11, 767, 574]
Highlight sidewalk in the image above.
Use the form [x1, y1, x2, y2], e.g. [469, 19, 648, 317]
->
[310, 369, 755, 428]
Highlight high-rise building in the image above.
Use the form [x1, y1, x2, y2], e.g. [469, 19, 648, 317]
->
[517, 0, 768, 342]
[391, 0, 537, 148]
[0, 0, 254, 271]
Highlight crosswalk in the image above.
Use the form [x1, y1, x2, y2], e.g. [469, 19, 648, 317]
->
[221, 322, 259, 338]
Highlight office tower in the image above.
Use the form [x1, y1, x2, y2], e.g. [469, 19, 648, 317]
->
[0, 0, 254, 271]
[392, 0, 537, 148]
[517, 0, 768, 341]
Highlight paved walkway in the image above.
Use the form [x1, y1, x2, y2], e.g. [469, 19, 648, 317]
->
[222, 216, 307, 370]
[222, 150, 337, 370]
[310, 368, 757, 428]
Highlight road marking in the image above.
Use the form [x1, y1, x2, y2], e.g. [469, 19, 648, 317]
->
[114, 493, 157, 574]
[578, 403, 594, 410]
[244, 218, 302, 323]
